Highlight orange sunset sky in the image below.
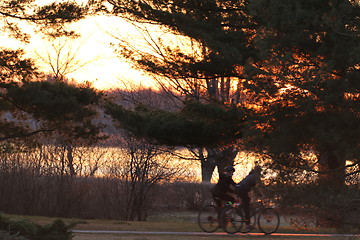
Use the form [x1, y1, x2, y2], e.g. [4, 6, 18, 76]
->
[1, 0, 158, 90]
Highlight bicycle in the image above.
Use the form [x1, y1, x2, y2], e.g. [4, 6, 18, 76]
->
[197, 201, 235, 233]
[220, 199, 280, 234]
[219, 202, 244, 234]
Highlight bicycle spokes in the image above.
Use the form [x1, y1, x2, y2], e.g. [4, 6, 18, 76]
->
[198, 204, 220, 233]
[265, 215, 275, 222]
[221, 207, 244, 234]
[257, 208, 280, 234]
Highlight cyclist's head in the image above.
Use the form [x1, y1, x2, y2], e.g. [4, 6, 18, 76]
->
[224, 166, 235, 175]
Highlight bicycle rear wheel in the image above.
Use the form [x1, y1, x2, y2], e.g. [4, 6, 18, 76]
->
[257, 207, 280, 234]
[220, 206, 244, 234]
[197, 204, 220, 233]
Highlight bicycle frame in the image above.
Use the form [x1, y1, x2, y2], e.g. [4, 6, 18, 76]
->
[227, 199, 280, 234]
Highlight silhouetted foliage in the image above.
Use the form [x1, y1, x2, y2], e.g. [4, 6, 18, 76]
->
[0, 0, 104, 143]
[102, 0, 360, 187]
[106, 99, 245, 147]
[0, 214, 75, 240]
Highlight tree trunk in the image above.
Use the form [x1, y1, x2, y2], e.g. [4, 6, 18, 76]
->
[66, 144, 76, 177]
[199, 148, 216, 182]
[215, 147, 239, 176]
[316, 150, 346, 227]
[318, 150, 346, 189]
[200, 147, 238, 182]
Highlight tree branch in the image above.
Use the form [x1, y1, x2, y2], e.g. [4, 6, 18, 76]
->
[0, 129, 54, 142]
[0, 11, 47, 21]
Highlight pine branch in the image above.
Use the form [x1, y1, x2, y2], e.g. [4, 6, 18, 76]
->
[0, 129, 54, 142]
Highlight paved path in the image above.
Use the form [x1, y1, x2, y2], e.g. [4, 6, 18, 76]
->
[72, 230, 360, 237]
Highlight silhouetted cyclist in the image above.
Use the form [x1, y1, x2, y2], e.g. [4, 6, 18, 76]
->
[235, 165, 262, 230]
[211, 166, 236, 209]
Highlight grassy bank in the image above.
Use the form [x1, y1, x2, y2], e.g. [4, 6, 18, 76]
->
[3, 212, 358, 240]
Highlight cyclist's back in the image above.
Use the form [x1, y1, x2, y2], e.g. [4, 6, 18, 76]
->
[236, 167, 260, 192]
[235, 165, 262, 229]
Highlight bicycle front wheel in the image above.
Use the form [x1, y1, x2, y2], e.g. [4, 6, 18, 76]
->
[257, 207, 280, 234]
[220, 206, 244, 234]
[198, 204, 220, 233]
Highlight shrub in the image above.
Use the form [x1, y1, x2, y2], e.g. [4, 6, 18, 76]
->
[0, 230, 29, 240]
[0, 214, 76, 240]
[272, 183, 360, 231]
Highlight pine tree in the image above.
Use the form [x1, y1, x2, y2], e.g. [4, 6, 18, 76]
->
[104, 0, 360, 186]
[0, 1, 104, 146]
[246, 0, 360, 188]
[105, 0, 258, 181]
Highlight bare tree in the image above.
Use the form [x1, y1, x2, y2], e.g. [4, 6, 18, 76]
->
[34, 35, 99, 82]
[102, 132, 182, 221]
